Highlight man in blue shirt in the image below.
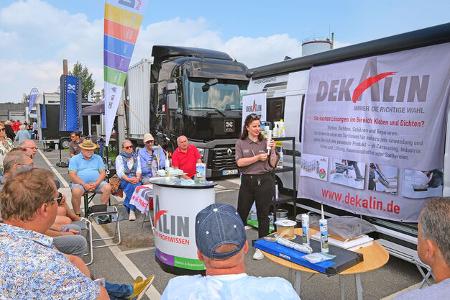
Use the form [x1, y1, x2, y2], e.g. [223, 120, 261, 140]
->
[395, 198, 450, 299]
[161, 203, 300, 300]
[69, 139, 111, 216]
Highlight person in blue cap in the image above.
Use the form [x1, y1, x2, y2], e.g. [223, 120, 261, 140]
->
[161, 203, 300, 300]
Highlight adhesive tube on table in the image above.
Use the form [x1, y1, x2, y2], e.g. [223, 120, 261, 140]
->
[165, 154, 170, 170]
[266, 130, 272, 155]
[276, 237, 313, 254]
[320, 218, 329, 253]
[301, 214, 310, 245]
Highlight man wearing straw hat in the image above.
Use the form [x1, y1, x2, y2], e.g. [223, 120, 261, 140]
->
[69, 139, 111, 216]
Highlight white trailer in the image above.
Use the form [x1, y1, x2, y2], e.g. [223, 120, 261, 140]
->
[247, 23, 450, 252]
[125, 59, 152, 141]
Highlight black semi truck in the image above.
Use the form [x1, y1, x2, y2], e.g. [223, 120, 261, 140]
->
[125, 46, 249, 178]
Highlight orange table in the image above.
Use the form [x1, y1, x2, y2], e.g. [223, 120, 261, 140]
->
[261, 229, 389, 299]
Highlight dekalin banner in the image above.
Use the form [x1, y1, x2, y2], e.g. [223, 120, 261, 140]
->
[299, 43, 450, 222]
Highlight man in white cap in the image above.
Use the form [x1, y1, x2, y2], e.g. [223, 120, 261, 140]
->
[138, 133, 166, 183]
[161, 203, 299, 300]
[69, 139, 111, 216]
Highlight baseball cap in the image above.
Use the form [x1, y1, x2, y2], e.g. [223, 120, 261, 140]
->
[143, 133, 154, 143]
[195, 203, 246, 259]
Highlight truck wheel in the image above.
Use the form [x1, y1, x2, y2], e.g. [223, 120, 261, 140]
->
[60, 138, 70, 149]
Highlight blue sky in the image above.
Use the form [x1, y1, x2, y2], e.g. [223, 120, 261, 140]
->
[1, 0, 449, 102]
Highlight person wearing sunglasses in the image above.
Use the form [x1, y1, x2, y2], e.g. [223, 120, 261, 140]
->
[138, 133, 166, 184]
[51, 192, 83, 231]
[0, 168, 156, 300]
[115, 139, 142, 221]
[0, 122, 14, 178]
[235, 114, 279, 260]
[3, 120, 16, 141]
[19, 139, 38, 159]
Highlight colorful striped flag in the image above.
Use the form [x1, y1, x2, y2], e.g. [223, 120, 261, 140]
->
[104, 0, 145, 145]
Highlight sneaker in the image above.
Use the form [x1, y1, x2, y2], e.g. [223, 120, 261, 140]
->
[129, 274, 155, 300]
[253, 249, 264, 260]
[128, 210, 136, 221]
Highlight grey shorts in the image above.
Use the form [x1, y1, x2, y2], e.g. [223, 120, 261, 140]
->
[54, 223, 87, 257]
[71, 181, 108, 193]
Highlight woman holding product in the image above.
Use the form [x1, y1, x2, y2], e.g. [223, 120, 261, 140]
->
[235, 114, 279, 260]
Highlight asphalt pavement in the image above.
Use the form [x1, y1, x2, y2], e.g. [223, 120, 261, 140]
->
[35, 145, 423, 300]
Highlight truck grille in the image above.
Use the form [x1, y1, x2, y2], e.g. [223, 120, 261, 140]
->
[208, 147, 236, 170]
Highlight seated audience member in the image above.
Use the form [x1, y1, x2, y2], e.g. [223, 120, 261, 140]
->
[161, 203, 300, 300]
[0, 168, 154, 299]
[69, 139, 111, 216]
[0, 122, 14, 175]
[2, 149, 33, 182]
[139, 133, 166, 183]
[395, 198, 450, 299]
[14, 124, 31, 144]
[171, 135, 202, 179]
[0, 168, 108, 299]
[69, 131, 83, 157]
[19, 139, 38, 159]
[52, 191, 81, 227]
[116, 139, 141, 221]
[3, 150, 87, 256]
[3, 120, 15, 141]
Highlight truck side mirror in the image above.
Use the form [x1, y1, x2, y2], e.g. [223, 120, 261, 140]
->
[165, 82, 178, 110]
[167, 93, 178, 109]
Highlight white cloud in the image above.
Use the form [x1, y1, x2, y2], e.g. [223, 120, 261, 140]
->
[0, 0, 350, 102]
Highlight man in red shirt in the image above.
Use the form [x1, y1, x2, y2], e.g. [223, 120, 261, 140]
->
[12, 120, 21, 132]
[171, 135, 202, 179]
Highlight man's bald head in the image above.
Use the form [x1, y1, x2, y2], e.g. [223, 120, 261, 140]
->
[177, 135, 189, 151]
[3, 150, 33, 176]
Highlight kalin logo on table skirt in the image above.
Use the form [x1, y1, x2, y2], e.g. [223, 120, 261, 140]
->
[154, 196, 190, 238]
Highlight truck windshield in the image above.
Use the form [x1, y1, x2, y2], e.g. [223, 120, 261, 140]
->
[186, 80, 242, 111]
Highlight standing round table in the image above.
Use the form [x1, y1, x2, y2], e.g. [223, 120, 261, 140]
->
[262, 228, 389, 299]
[149, 177, 216, 275]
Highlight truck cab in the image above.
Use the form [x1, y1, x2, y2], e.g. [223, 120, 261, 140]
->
[150, 46, 249, 178]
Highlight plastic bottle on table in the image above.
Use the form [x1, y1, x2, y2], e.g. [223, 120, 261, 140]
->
[164, 153, 170, 176]
[301, 214, 310, 245]
[195, 162, 206, 183]
[320, 218, 329, 253]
